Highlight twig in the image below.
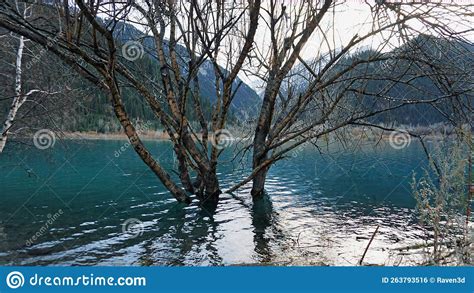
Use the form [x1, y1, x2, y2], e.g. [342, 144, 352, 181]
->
[359, 225, 379, 265]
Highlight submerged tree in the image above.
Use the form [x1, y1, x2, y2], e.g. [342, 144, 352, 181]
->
[230, 0, 474, 197]
[0, 0, 261, 203]
[0, 0, 472, 204]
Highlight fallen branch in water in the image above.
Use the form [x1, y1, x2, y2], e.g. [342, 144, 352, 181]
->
[359, 225, 379, 265]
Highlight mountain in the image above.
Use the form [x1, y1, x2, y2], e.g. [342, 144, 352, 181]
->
[289, 34, 473, 126]
[1, 17, 472, 134]
[366, 35, 473, 126]
[113, 21, 261, 120]
[0, 19, 261, 134]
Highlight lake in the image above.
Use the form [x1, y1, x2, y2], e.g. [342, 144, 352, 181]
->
[0, 139, 431, 266]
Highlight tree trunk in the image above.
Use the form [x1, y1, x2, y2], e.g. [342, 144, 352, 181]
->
[199, 168, 221, 203]
[251, 129, 270, 197]
[174, 145, 195, 193]
[251, 163, 269, 198]
[105, 74, 191, 204]
[251, 90, 275, 197]
[0, 36, 25, 153]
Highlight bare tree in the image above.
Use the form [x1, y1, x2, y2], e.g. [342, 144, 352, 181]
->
[128, 0, 262, 202]
[0, 0, 261, 203]
[0, 1, 69, 153]
[228, 0, 473, 197]
[0, 30, 26, 152]
[0, 1, 59, 152]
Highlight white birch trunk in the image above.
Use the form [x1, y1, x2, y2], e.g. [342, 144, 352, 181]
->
[0, 36, 26, 153]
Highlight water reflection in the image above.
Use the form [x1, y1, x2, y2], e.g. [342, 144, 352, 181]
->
[251, 193, 275, 263]
[0, 140, 430, 266]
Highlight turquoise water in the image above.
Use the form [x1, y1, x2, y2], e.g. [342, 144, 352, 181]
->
[0, 139, 429, 265]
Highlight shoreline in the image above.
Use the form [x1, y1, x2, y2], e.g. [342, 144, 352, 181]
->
[58, 128, 456, 142]
[61, 131, 170, 141]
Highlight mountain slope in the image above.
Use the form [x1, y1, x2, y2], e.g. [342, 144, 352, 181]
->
[289, 34, 473, 126]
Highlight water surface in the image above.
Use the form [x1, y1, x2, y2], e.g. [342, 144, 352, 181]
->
[0, 139, 430, 265]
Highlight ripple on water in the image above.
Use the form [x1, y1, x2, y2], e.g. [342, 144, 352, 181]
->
[0, 140, 430, 266]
